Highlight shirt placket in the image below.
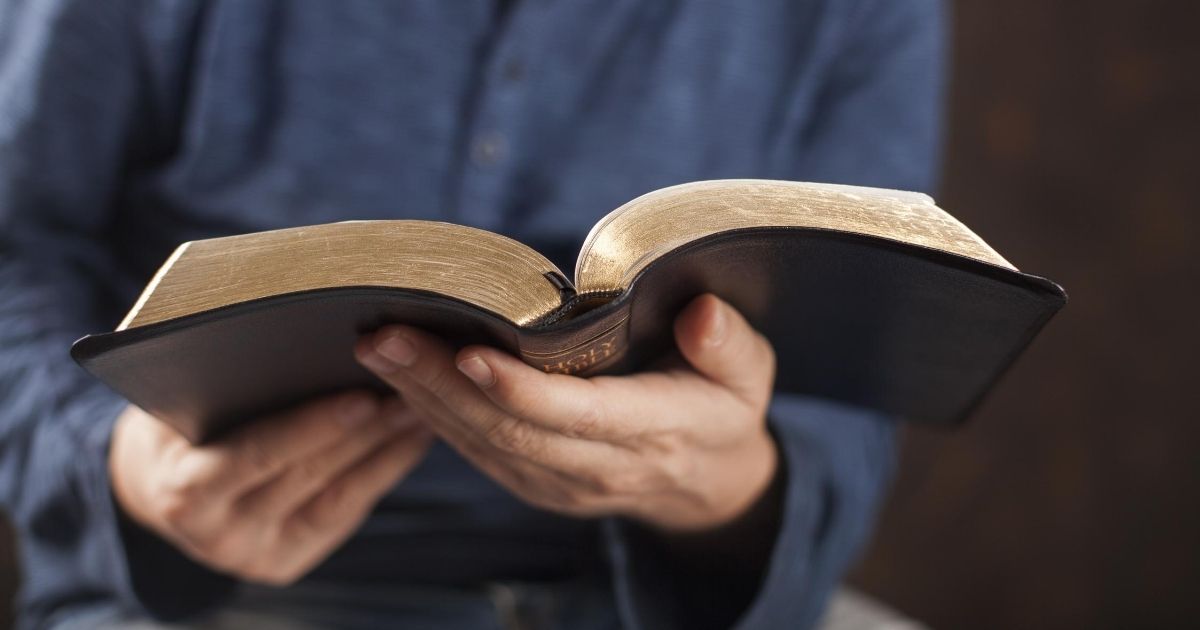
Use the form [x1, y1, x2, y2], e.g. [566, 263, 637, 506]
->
[452, 5, 542, 232]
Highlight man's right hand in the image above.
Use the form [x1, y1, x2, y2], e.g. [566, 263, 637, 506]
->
[109, 391, 432, 585]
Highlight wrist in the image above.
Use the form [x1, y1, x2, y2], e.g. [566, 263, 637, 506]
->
[626, 429, 786, 573]
[636, 426, 780, 533]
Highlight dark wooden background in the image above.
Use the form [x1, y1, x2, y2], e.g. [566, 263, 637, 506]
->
[2, 0, 1197, 628]
[849, 0, 1200, 628]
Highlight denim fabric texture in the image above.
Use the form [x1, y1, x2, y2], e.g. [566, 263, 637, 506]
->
[0, 1, 943, 628]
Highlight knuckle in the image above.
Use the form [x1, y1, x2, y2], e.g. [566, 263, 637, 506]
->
[239, 437, 278, 474]
[174, 450, 224, 488]
[584, 471, 619, 496]
[587, 469, 645, 498]
[162, 464, 208, 504]
[320, 478, 350, 509]
[636, 434, 693, 485]
[640, 429, 683, 458]
[186, 529, 235, 564]
[562, 403, 603, 439]
[155, 481, 207, 529]
[486, 418, 536, 455]
[290, 506, 325, 539]
[157, 490, 195, 528]
[206, 535, 243, 566]
[493, 380, 535, 416]
[658, 452, 695, 489]
[290, 458, 327, 485]
[302, 480, 352, 528]
[615, 469, 648, 495]
[155, 453, 232, 528]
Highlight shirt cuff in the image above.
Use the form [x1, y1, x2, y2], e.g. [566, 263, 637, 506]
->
[603, 395, 896, 630]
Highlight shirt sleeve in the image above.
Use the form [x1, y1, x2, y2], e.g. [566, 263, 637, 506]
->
[603, 399, 897, 630]
[0, 0, 234, 623]
[601, 0, 945, 628]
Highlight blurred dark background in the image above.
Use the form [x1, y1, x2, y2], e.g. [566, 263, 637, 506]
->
[849, 0, 1199, 629]
[2, 0, 1197, 628]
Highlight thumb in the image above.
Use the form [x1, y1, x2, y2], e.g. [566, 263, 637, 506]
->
[673, 294, 776, 407]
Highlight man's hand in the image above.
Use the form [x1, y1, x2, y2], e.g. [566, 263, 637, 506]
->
[354, 294, 778, 532]
[109, 392, 433, 584]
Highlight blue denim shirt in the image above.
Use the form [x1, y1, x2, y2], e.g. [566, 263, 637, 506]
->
[0, 1, 943, 628]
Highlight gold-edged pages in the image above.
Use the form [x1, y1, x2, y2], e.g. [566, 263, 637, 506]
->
[118, 180, 1014, 331]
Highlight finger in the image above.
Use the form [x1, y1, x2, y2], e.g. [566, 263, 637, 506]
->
[235, 397, 418, 518]
[234, 428, 434, 585]
[673, 294, 776, 408]
[454, 345, 709, 443]
[355, 327, 581, 460]
[281, 428, 434, 556]
[394, 374, 624, 517]
[376, 359, 560, 476]
[189, 390, 382, 497]
[374, 358, 632, 513]
[356, 326, 646, 492]
[455, 345, 623, 440]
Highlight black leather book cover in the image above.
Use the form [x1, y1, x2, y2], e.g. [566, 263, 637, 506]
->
[73, 228, 1066, 443]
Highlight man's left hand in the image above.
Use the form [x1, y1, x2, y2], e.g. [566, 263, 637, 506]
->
[354, 293, 778, 532]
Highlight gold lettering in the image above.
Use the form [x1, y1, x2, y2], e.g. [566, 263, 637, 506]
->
[539, 333, 622, 375]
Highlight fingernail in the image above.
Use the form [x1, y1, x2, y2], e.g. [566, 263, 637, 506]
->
[705, 301, 727, 347]
[376, 333, 418, 367]
[339, 395, 376, 427]
[457, 355, 495, 388]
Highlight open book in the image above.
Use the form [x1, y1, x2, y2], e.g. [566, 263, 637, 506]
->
[73, 180, 1066, 442]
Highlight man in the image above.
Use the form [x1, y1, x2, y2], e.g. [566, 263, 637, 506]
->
[0, 1, 943, 628]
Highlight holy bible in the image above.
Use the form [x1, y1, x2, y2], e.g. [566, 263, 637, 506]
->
[73, 180, 1066, 443]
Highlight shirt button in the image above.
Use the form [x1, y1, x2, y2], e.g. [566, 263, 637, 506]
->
[471, 132, 508, 166]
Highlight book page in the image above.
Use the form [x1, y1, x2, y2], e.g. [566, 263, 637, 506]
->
[120, 221, 566, 330]
[574, 179, 1014, 294]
